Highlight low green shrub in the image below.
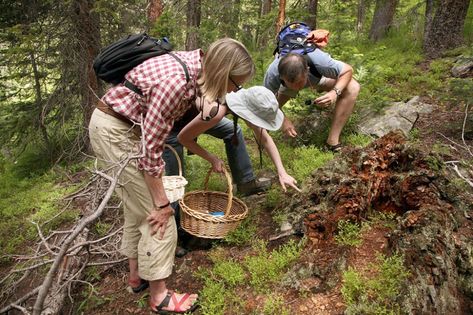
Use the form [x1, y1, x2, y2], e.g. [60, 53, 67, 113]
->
[335, 220, 366, 247]
[245, 239, 303, 293]
[342, 253, 410, 315]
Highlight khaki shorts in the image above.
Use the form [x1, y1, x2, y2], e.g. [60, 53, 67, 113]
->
[89, 109, 177, 281]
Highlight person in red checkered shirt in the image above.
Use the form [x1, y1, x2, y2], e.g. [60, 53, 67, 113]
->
[89, 38, 257, 314]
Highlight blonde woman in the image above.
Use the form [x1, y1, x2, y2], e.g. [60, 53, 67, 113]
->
[89, 38, 253, 314]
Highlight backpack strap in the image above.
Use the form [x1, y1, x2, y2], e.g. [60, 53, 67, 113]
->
[168, 52, 190, 82]
[303, 54, 322, 79]
[124, 80, 144, 96]
[124, 52, 190, 96]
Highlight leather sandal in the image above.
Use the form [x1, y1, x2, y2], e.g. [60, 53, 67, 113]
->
[150, 290, 199, 314]
[325, 143, 342, 152]
[129, 279, 149, 293]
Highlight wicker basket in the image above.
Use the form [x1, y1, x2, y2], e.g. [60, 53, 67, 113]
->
[179, 168, 248, 239]
[162, 144, 188, 203]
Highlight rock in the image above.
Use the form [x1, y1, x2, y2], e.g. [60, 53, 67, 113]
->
[358, 96, 433, 138]
[280, 221, 293, 232]
[451, 56, 473, 78]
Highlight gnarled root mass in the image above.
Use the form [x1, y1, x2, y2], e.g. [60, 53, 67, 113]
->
[284, 131, 473, 313]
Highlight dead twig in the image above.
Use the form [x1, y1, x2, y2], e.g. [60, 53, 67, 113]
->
[461, 103, 472, 158]
[445, 161, 473, 188]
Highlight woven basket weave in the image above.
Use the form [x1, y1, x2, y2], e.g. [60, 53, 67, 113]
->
[179, 168, 248, 239]
[162, 144, 188, 203]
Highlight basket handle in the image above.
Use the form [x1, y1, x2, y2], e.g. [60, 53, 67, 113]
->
[163, 144, 183, 176]
[204, 168, 233, 216]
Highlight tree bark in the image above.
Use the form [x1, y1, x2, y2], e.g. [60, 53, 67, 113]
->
[307, 0, 318, 29]
[356, 0, 366, 33]
[29, 50, 51, 152]
[368, 0, 399, 41]
[232, 0, 241, 36]
[185, 0, 201, 50]
[262, 0, 272, 15]
[147, 0, 163, 27]
[423, 0, 470, 58]
[424, 0, 435, 41]
[71, 0, 101, 152]
[276, 0, 286, 34]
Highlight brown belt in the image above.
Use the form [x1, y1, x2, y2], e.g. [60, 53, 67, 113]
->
[96, 100, 134, 126]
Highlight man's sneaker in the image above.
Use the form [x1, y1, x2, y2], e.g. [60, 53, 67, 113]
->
[237, 177, 272, 196]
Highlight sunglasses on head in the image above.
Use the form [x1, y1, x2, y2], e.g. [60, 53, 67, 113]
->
[199, 97, 221, 121]
[229, 76, 242, 92]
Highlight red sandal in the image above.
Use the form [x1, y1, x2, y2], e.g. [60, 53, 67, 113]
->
[150, 290, 199, 314]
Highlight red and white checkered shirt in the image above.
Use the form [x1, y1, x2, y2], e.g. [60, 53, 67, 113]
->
[102, 49, 202, 177]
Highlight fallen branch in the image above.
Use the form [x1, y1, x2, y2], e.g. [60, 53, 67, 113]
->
[32, 154, 139, 315]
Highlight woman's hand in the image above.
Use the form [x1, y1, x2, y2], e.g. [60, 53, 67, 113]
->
[146, 206, 174, 239]
[278, 172, 301, 193]
[209, 155, 226, 173]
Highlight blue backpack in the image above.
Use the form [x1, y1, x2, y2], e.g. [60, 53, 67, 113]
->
[273, 22, 321, 78]
[273, 22, 317, 56]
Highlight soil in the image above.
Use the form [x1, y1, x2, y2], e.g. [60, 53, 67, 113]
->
[1, 89, 472, 315]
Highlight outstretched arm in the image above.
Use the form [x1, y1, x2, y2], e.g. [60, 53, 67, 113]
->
[246, 122, 301, 192]
[178, 98, 228, 173]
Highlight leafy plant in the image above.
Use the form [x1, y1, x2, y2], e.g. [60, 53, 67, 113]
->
[223, 206, 259, 246]
[245, 239, 303, 293]
[368, 212, 398, 229]
[335, 220, 366, 247]
[213, 259, 246, 287]
[342, 253, 410, 314]
[261, 294, 290, 315]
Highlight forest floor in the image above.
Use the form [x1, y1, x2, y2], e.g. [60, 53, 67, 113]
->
[1, 97, 472, 314]
[57, 96, 472, 315]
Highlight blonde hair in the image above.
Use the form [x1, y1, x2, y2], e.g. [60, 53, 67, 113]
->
[198, 38, 255, 101]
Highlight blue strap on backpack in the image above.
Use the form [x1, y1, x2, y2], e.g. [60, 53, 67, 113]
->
[273, 22, 321, 78]
[273, 22, 317, 56]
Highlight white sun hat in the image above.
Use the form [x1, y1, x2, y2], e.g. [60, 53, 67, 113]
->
[225, 86, 284, 131]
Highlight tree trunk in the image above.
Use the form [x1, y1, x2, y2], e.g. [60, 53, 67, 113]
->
[276, 0, 286, 34]
[424, 0, 435, 41]
[232, 0, 241, 36]
[71, 0, 101, 152]
[262, 0, 272, 15]
[147, 0, 163, 27]
[423, 0, 470, 58]
[368, 0, 399, 41]
[30, 50, 51, 152]
[185, 0, 201, 50]
[356, 0, 366, 33]
[256, 0, 272, 48]
[307, 0, 318, 29]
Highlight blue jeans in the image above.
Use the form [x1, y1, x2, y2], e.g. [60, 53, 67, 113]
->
[164, 117, 255, 233]
[164, 116, 255, 185]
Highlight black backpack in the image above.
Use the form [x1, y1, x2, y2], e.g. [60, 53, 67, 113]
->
[93, 33, 189, 94]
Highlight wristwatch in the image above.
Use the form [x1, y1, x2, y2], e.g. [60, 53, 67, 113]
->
[332, 87, 342, 97]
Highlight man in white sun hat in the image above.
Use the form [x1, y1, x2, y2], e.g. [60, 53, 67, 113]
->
[178, 86, 301, 193]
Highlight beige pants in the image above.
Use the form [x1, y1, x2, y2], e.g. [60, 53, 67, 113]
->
[89, 109, 177, 281]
